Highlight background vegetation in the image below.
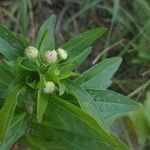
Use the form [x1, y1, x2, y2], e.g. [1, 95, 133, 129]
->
[0, 0, 150, 149]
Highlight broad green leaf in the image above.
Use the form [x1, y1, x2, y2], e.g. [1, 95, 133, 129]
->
[88, 89, 139, 127]
[0, 61, 14, 80]
[48, 97, 127, 150]
[18, 34, 30, 47]
[31, 96, 128, 150]
[0, 83, 8, 99]
[0, 82, 23, 142]
[0, 113, 28, 150]
[64, 79, 104, 126]
[0, 25, 25, 59]
[36, 15, 56, 52]
[37, 89, 48, 123]
[0, 61, 14, 98]
[0, 38, 18, 60]
[0, 25, 23, 49]
[61, 28, 106, 60]
[0, 64, 13, 86]
[27, 135, 66, 150]
[17, 57, 37, 71]
[3, 60, 17, 75]
[75, 57, 122, 90]
[31, 115, 112, 150]
[18, 0, 28, 34]
[60, 46, 92, 70]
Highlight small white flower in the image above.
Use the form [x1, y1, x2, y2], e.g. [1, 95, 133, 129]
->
[43, 81, 55, 94]
[57, 48, 67, 60]
[43, 50, 57, 64]
[25, 46, 38, 59]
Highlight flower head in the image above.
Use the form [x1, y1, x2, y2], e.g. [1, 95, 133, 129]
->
[43, 50, 57, 64]
[25, 46, 38, 59]
[57, 48, 67, 60]
[43, 81, 55, 94]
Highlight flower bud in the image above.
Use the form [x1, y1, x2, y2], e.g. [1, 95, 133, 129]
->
[25, 46, 38, 59]
[57, 48, 67, 60]
[43, 50, 57, 64]
[43, 81, 55, 94]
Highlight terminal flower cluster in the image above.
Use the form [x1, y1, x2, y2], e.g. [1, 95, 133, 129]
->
[25, 46, 67, 94]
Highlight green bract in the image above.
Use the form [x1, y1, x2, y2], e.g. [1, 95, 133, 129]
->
[0, 15, 139, 150]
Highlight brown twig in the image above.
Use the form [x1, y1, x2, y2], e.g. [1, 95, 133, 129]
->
[0, 1, 4, 24]
[92, 39, 124, 64]
[71, 10, 79, 34]
[56, 4, 70, 33]
[28, 0, 35, 42]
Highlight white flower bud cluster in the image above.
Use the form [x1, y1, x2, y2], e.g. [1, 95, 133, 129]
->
[24, 47, 67, 94]
[25, 46, 67, 63]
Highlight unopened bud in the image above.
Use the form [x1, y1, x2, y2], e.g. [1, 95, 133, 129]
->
[57, 48, 67, 60]
[25, 46, 38, 59]
[43, 50, 57, 64]
[43, 81, 55, 94]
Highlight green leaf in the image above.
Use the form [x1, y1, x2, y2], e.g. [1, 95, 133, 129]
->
[59, 70, 79, 80]
[17, 57, 37, 71]
[27, 135, 66, 150]
[0, 25, 23, 49]
[0, 38, 18, 60]
[18, 0, 28, 34]
[0, 82, 23, 142]
[0, 113, 28, 150]
[88, 89, 140, 127]
[0, 61, 15, 99]
[75, 57, 122, 90]
[0, 25, 25, 59]
[58, 82, 66, 96]
[0, 61, 14, 86]
[60, 46, 92, 70]
[64, 79, 105, 126]
[61, 28, 106, 60]
[32, 103, 113, 150]
[0, 83, 8, 99]
[31, 96, 128, 150]
[45, 63, 59, 83]
[18, 34, 30, 48]
[50, 96, 128, 150]
[36, 15, 56, 52]
[37, 90, 48, 123]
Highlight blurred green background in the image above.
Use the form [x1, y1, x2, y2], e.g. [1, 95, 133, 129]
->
[0, 0, 150, 149]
